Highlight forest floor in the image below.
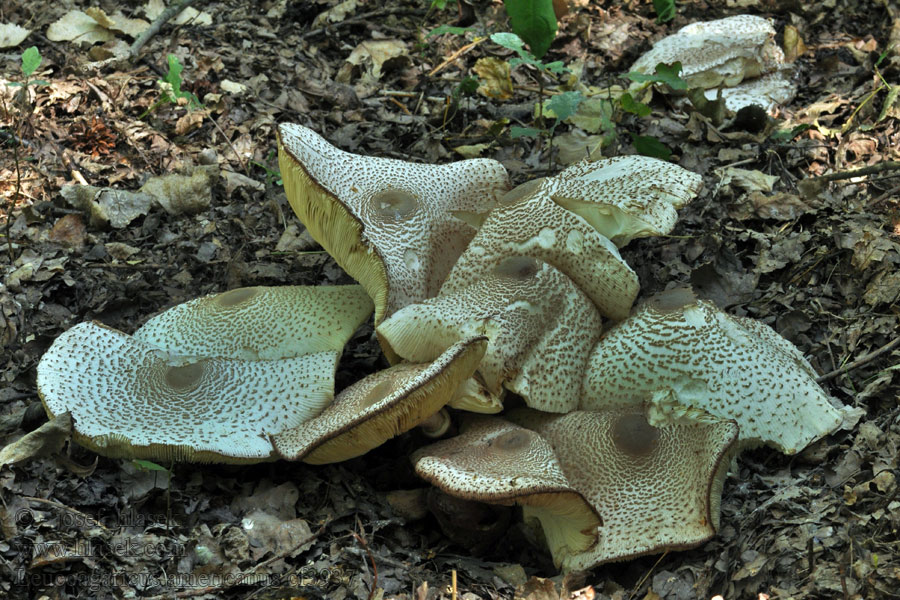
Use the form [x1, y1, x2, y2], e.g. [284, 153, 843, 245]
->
[1, 0, 900, 598]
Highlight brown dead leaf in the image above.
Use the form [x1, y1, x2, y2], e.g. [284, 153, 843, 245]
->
[0, 413, 72, 470]
[175, 110, 206, 136]
[48, 214, 86, 247]
[474, 57, 513, 101]
[514, 576, 559, 600]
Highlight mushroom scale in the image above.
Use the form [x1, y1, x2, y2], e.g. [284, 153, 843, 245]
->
[273, 336, 488, 464]
[276, 124, 510, 340]
[134, 285, 373, 360]
[378, 256, 603, 413]
[412, 415, 602, 567]
[538, 156, 703, 247]
[442, 191, 639, 321]
[582, 288, 845, 454]
[507, 406, 739, 570]
[37, 322, 339, 463]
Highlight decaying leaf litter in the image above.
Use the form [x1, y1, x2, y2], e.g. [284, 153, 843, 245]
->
[1, 0, 899, 598]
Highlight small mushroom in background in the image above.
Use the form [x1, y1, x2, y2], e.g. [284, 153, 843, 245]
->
[36, 285, 374, 463]
[273, 336, 487, 464]
[629, 15, 795, 113]
[582, 287, 846, 454]
[412, 416, 603, 570]
[276, 123, 510, 360]
[506, 406, 739, 570]
[378, 256, 603, 414]
[443, 184, 640, 321]
[536, 156, 703, 247]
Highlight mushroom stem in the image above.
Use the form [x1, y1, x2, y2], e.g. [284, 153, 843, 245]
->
[419, 408, 451, 438]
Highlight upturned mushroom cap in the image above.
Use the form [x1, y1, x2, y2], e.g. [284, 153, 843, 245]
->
[506, 407, 739, 570]
[272, 336, 487, 464]
[412, 416, 602, 567]
[37, 322, 339, 463]
[378, 256, 603, 413]
[536, 156, 703, 247]
[276, 124, 510, 339]
[630, 15, 785, 89]
[134, 285, 373, 359]
[582, 287, 845, 453]
[442, 191, 639, 321]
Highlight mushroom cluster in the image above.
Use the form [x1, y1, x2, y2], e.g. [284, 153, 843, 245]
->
[37, 124, 847, 571]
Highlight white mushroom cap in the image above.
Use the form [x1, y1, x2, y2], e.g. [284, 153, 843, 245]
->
[442, 191, 639, 321]
[378, 256, 603, 413]
[507, 407, 738, 570]
[630, 15, 785, 89]
[537, 156, 703, 247]
[272, 336, 487, 464]
[276, 124, 510, 345]
[134, 285, 373, 360]
[37, 322, 339, 463]
[582, 288, 845, 453]
[705, 71, 796, 112]
[412, 415, 602, 566]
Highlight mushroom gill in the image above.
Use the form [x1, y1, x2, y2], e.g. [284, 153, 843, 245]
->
[272, 336, 487, 464]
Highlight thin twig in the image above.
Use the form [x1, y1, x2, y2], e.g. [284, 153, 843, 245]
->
[130, 0, 203, 59]
[352, 520, 378, 600]
[813, 161, 900, 183]
[23, 497, 111, 532]
[428, 38, 485, 77]
[301, 8, 422, 40]
[817, 336, 900, 383]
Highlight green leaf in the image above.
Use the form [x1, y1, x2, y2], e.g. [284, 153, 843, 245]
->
[510, 126, 541, 138]
[161, 54, 203, 109]
[630, 133, 671, 160]
[620, 93, 651, 117]
[542, 60, 567, 74]
[30, 80, 50, 87]
[427, 25, 472, 37]
[6, 82, 23, 88]
[131, 459, 169, 472]
[430, 0, 450, 9]
[502, 0, 558, 59]
[546, 91, 583, 122]
[770, 123, 811, 142]
[452, 75, 480, 100]
[21, 46, 41, 78]
[626, 62, 687, 90]
[652, 0, 676, 24]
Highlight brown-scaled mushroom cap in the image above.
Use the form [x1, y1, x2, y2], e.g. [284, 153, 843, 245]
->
[37, 322, 339, 463]
[581, 288, 845, 454]
[537, 156, 703, 247]
[272, 336, 487, 464]
[378, 256, 603, 413]
[507, 406, 739, 570]
[276, 124, 510, 342]
[412, 416, 602, 568]
[630, 15, 785, 89]
[134, 285, 373, 359]
[441, 190, 639, 321]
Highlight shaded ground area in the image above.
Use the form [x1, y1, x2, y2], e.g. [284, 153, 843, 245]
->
[1, 0, 899, 598]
